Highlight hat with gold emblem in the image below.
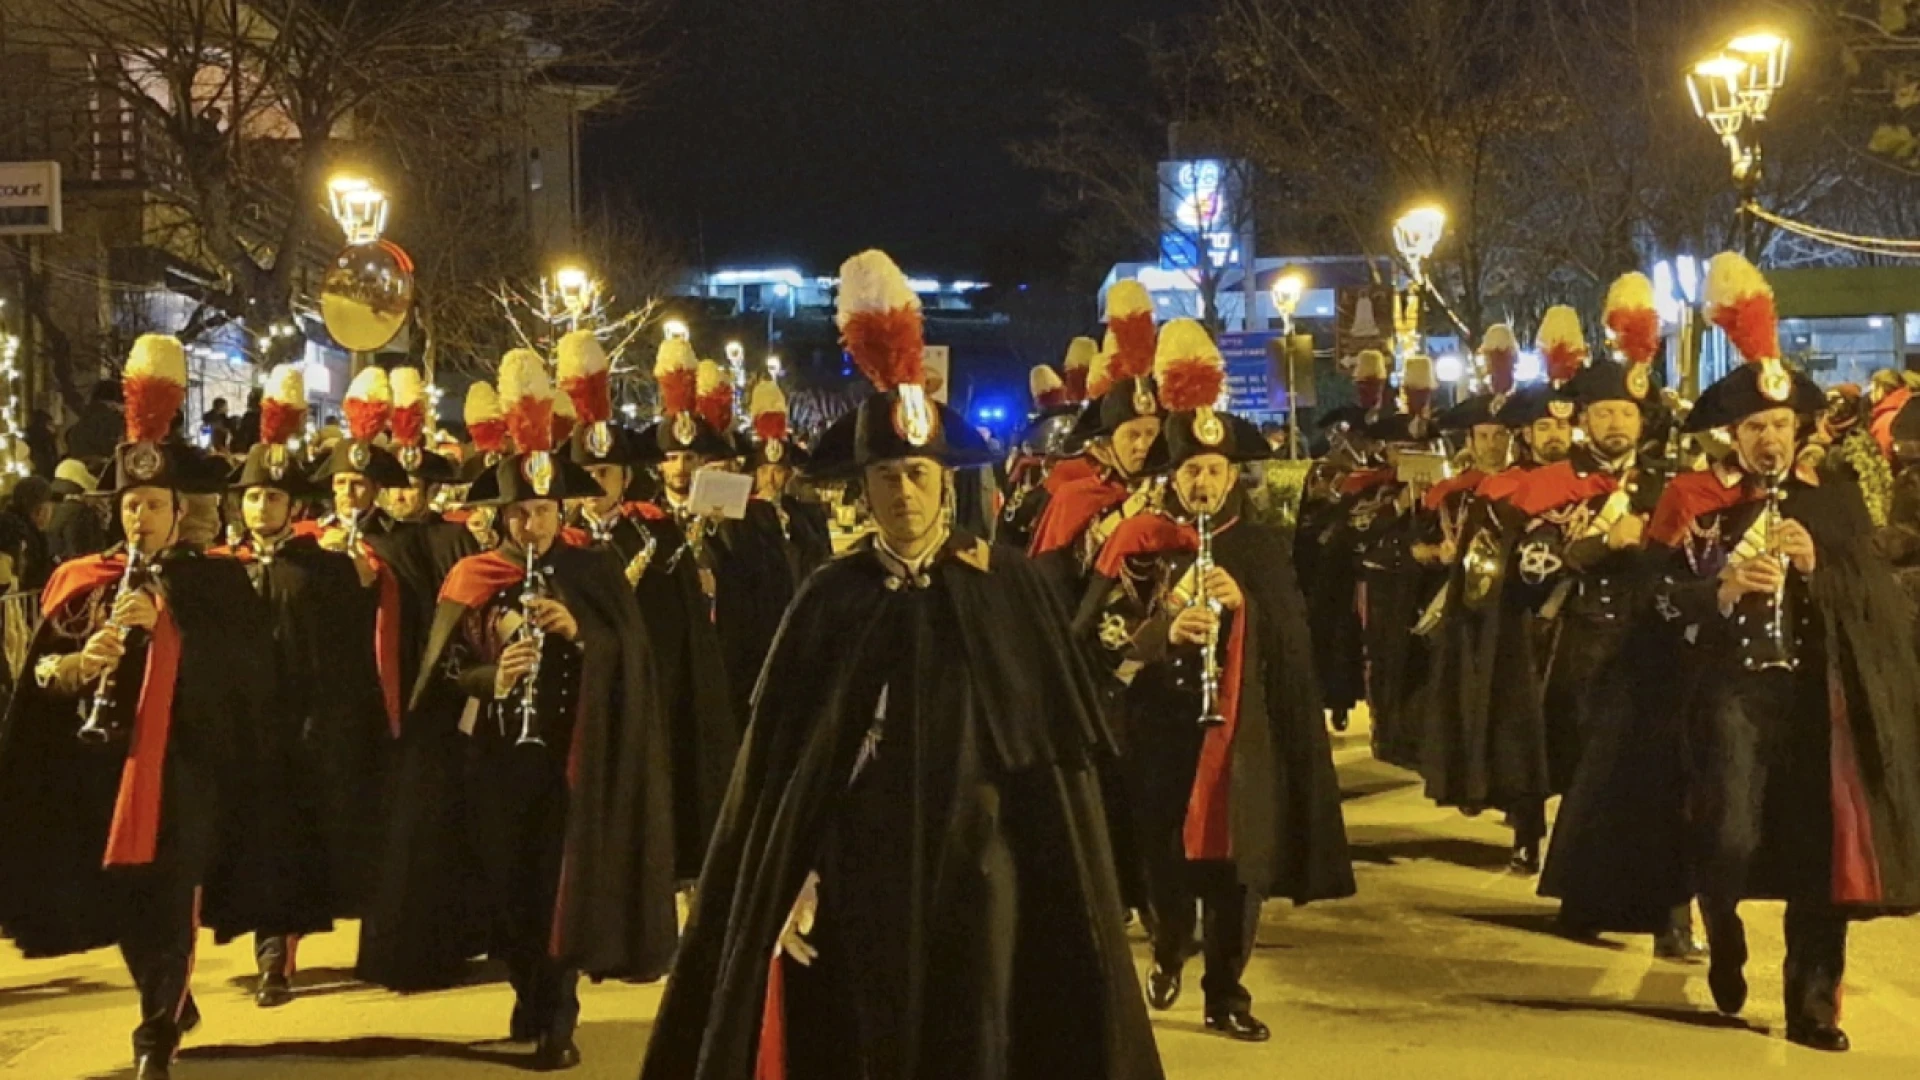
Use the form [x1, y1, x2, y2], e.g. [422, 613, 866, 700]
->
[464, 348, 597, 505]
[1140, 318, 1271, 472]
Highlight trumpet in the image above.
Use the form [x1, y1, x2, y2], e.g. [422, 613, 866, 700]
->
[512, 543, 550, 747]
[1193, 508, 1226, 728]
[78, 549, 150, 744]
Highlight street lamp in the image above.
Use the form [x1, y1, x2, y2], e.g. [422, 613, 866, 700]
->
[662, 319, 690, 341]
[1688, 31, 1792, 257]
[551, 265, 598, 330]
[1270, 269, 1307, 336]
[726, 341, 747, 394]
[327, 175, 389, 245]
[766, 354, 783, 379]
[1393, 206, 1447, 283]
[1393, 205, 1446, 368]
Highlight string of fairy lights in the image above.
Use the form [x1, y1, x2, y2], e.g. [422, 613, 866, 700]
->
[0, 306, 29, 480]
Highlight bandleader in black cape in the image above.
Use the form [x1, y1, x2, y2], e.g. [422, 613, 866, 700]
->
[641, 249, 1162, 1080]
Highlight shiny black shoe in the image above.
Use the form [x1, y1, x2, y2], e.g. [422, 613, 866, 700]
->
[1204, 1008, 1272, 1042]
[1786, 1023, 1850, 1053]
[179, 997, 201, 1036]
[1509, 842, 1541, 876]
[1146, 964, 1182, 1011]
[1652, 930, 1707, 964]
[254, 972, 293, 1008]
[135, 1054, 172, 1080]
[1707, 957, 1748, 1015]
[531, 1035, 582, 1071]
[1331, 710, 1351, 733]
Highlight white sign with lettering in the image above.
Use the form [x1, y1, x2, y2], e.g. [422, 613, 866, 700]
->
[0, 161, 62, 236]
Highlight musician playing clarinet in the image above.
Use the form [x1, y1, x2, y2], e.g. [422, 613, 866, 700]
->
[0, 336, 273, 1080]
[400, 353, 677, 1072]
[1549, 254, 1920, 1054]
[1084, 321, 1352, 1043]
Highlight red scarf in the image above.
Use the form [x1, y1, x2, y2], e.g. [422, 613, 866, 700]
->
[41, 556, 183, 868]
[440, 550, 528, 609]
[1421, 468, 1487, 511]
[1029, 473, 1128, 556]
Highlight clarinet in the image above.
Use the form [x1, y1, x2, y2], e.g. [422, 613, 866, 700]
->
[1193, 508, 1226, 727]
[513, 542, 548, 747]
[78, 549, 148, 744]
[1756, 471, 1799, 672]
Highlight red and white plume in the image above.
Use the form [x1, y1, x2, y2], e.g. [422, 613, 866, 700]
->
[836, 249, 924, 392]
[557, 330, 612, 426]
[465, 382, 507, 455]
[1062, 336, 1096, 402]
[654, 338, 698, 419]
[499, 348, 555, 454]
[124, 334, 188, 444]
[1104, 280, 1156, 384]
[1154, 319, 1225, 413]
[260, 363, 307, 447]
[552, 390, 577, 445]
[695, 360, 735, 433]
[1705, 252, 1782, 364]
[750, 380, 789, 443]
[1087, 337, 1120, 399]
[1355, 349, 1389, 410]
[344, 366, 393, 444]
[1604, 272, 1661, 368]
[389, 366, 427, 449]
[1537, 306, 1588, 386]
[1403, 355, 1437, 416]
[1480, 324, 1519, 395]
[1030, 365, 1067, 410]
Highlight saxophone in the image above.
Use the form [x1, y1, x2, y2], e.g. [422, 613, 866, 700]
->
[78, 549, 149, 743]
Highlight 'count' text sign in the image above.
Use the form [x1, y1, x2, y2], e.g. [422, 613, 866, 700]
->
[0, 162, 62, 236]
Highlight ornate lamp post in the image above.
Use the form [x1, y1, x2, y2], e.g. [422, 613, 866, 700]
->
[1270, 269, 1308, 457]
[1393, 205, 1446, 367]
[1688, 31, 1792, 257]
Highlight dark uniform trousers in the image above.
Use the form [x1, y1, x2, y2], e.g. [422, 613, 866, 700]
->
[120, 772, 219, 1062]
[1142, 837, 1262, 1013]
[1696, 669, 1848, 1030]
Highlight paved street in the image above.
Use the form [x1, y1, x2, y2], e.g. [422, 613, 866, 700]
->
[5, 720, 1919, 1079]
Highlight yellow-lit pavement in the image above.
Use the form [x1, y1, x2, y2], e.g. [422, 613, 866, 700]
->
[5, 712, 1920, 1079]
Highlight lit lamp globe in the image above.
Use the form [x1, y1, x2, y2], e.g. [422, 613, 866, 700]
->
[320, 176, 414, 353]
[320, 240, 416, 352]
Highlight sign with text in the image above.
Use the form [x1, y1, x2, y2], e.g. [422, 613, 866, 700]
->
[0, 161, 61, 235]
[1217, 331, 1280, 414]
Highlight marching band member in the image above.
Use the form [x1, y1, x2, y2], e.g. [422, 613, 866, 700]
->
[642, 250, 1163, 1080]
[405, 350, 677, 1069]
[1087, 319, 1353, 1042]
[0, 337, 273, 1080]
[1549, 254, 1920, 1053]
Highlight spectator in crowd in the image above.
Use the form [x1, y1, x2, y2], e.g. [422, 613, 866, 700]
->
[202, 397, 233, 446]
[25, 410, 58, 478]
[233, 387, 264, 453]
[0, 476, 56, 595]
[46, 459, 110, 563]
[63, 379, 123, 461]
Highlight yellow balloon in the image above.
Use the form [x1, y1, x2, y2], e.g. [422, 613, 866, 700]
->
[320, 242, 414, 353]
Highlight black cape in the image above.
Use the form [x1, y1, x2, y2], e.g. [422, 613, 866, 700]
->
[359, 542, 678, 988]
[0, 548, 274, 956]
[581, 508, 739, 882]
[234, 535, 390, 934]
[640, 536, 1163, 1080]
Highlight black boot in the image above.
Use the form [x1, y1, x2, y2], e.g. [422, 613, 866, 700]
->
[1654, 904, 1707, 963]
[1702, 903, 1748, 1015]
[1204, 1007, 1271, 1042]
[1508, 839, 1541, 876]
[135, 1054, 172, 1080]
[1146, 963, 1182, 1011]
[532, 1035, 582, 1071]
[1784, 904, 1849, 1053]
[254, 972, 292, 1008]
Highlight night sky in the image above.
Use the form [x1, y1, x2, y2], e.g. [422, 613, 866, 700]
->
[585, 0, 1191, 283]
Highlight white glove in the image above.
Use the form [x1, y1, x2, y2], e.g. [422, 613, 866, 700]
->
[774, 871, 821, 966]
